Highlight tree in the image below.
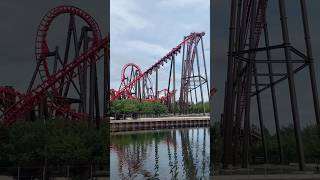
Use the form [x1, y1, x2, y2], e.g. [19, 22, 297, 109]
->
[153, 101, 168, 115]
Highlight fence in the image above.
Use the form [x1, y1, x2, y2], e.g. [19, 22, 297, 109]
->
[212, 163, 320, 178]
[0, 165, 109, 179]
[110, 112, 210, 120]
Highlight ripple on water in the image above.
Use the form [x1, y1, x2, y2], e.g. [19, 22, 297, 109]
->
[110, 128, 210, 180]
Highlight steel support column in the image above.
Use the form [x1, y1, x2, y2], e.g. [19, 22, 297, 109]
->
[299, 0, 320, 125]
[222, 0, 237, 169]
[278, 0, 305, 170]
[263, 16, 284, 164]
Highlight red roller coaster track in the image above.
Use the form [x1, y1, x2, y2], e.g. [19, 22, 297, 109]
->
[0, 37, 107, 125]
[115, 63, 158, 101]
[112, 32, 205, 101]
[120, 63, 142, 82]
[0, 6, 108, 125]
[35, 6, 101, 85]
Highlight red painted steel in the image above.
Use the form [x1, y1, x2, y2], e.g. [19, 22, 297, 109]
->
[0, 6, 107, 125]
[112, 32, 205, 101]
[0, 86, 89, 121]
[35, 6, 101, 84]
[120, 63, 142, 82]
[1, 38, 107, 125]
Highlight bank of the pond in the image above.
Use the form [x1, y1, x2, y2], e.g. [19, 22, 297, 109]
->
[110, 116, 210, 132]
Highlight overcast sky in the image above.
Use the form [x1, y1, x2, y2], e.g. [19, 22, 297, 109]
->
[110, 0, 210, 101]
[212, 0, 320, 132]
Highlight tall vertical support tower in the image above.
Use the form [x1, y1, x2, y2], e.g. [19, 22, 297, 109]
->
[179, 33, 210, 114]
[222, 0, 320, 170]
[165, 55, 176, 112]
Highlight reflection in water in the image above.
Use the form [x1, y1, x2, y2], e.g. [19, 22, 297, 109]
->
[111, 128, 210, 180]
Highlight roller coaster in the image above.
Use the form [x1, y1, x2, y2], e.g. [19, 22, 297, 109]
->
[221, 0, 320, 171]
[0, 5, 210, 127]
[0, 6, 109, 126]
[111, 32, 210, 114]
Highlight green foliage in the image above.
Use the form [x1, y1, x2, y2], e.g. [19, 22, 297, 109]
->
[0, 119, 107, 167]
[110, 99, 140, 117]
[302, 126, 320, 162]
[153, 101, 168, 115]
[211, 122, 320, 165]
[211, 122, 223, 166]
[140, 101, 154, 115]
[188, 102, 210, 113]
[254, 124, 320, 164]
[110, 100, 210, 117]
[110, 100, 168, 118]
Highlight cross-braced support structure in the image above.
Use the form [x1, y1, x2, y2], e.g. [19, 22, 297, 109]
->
[0, 6, 109, 128]
[27, 6, 103, 125]
[111, 32, 209, 114]
[222, 0, 320, 170]
[179, 35, 210, 114]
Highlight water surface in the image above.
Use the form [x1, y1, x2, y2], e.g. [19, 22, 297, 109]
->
[110, 128, 210, 179]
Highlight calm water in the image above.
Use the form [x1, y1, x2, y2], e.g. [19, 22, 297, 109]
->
[110, 128, 210, 180]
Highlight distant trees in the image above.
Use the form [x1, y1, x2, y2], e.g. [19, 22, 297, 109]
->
[110, 100, 168, 119]
[172, 102, 210, 114]
[110, 100, 210, 119]
[266, 125, 320, 164]
[110, 99, 140, 119]
[211, 122, 320, 167]
[188, 102, 210, 113]
[302, 126, 320, 163]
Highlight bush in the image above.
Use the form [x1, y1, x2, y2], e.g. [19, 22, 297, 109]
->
[188, 102, 210, 113]
[139, 101, 154, 115]
[0, 118, 107, 167]
[211, 122, 320, 166]
[110, 100, 168, 118]
[110, 99, 140, 119]
[253, 124, 320, 164]
[153, 101, 168, 115]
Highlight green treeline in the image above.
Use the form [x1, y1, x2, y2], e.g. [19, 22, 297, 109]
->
[188, 102, 210, 113]
[212, 122, 320, 166]
[0, 119, 108, 167]
[110, 99, 210, 119]
[171, 101, 210, 114]
[110, 100, 168, 118]
[262, 125, 320, 163]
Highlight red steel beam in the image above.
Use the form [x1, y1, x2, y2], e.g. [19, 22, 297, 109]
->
[1, 37, 108, 125]
[112, 32, 205, 100]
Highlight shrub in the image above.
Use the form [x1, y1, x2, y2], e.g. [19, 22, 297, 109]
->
[0, 118, 107, 167]
[110, 99, 168, 117]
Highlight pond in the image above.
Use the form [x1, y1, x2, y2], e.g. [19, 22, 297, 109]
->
[110, 128, 210, 180]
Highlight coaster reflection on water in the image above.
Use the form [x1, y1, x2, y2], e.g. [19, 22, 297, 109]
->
[110, 128, 210, 180]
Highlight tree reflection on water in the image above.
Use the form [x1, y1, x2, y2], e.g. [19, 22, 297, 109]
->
[110, 128, 210, 180]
